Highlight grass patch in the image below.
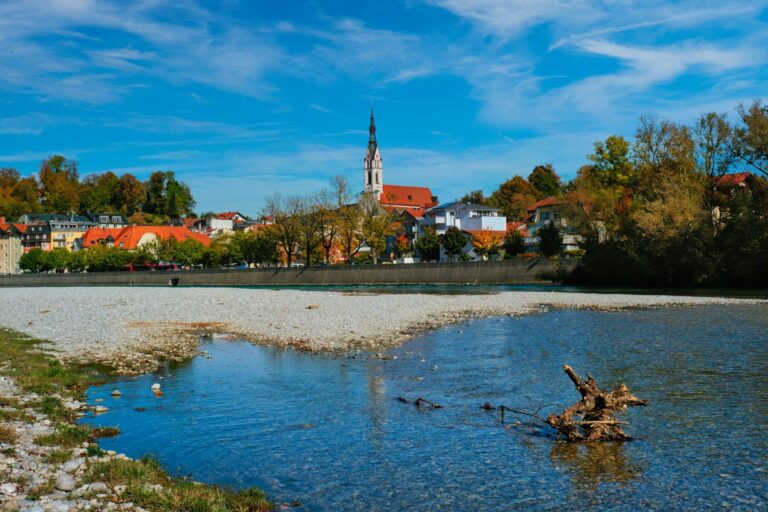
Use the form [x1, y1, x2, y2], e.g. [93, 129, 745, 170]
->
[87, 456, 271, 512]
[45, 448, 73, 464]
[0, 425, 17, 444]
[34, 423, 91, 448]
[0, 327, 274, 509]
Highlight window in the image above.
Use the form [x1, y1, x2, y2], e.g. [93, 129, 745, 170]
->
[112, 216, 121, 223]
[100, 216, 109, 223]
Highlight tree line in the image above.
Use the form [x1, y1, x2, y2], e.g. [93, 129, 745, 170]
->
[0, 156, 195, 222]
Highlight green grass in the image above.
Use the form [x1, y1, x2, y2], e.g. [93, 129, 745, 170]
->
[45, 448, 73, 464]
[87, 456, 271, 512]
[0, 327, 274, 511]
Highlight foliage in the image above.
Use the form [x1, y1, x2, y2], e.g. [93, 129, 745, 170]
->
[733, 100, 768, 176]
[414, 227, 440, 262]
[360, 192, 395, 264]
[143, 171, 195, 217]
[460, 190, 487, 204]
[586, 135, 637, 189]
[503, 230, 526, 258]
[487, 176, 537, 220]
[471, 231, 503, 260]
[19, 248, 46, 273]
[263, 193, 303, 266]
[538, 222, 563, 257]
[393, 233, 411, 257]
[528, 164, 562, 198]
[441, 226, 467, 260]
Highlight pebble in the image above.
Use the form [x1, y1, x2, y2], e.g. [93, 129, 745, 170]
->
[111, 390, 122, 397]
[0, 483, 16, 495]
[54, 473, 76, 492]
[150, 383, 161, 391]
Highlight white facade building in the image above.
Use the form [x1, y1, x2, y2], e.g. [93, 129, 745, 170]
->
[419, 202, 507, 261]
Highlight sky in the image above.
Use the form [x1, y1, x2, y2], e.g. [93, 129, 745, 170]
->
[1, 0, 767, 216]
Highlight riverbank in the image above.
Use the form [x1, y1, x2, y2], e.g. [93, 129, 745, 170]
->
[0, 287, 760, 374]
[0, 328, 272, 511]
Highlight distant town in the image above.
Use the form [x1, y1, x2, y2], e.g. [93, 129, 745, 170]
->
[1, 101, 767, 288]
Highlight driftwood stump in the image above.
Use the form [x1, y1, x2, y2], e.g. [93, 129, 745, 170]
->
[546, 365, 648, 441]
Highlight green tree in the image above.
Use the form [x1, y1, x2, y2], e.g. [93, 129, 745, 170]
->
[19, 249, 45, 273]
[80, 172, 119, 213]
[538, 222, 563, 257]
[415, 227, 440, 262]
[503, 230, 526, 258]
[68, 251, 88, 272]
[39, 155, 80, 214]
[46, 248, 71, 272]
[441, 226, 466, 260]
[460, 190, 487, 204]
[487, 176, 538, 220]
[360, 192, 395, 264]
[143, 171, 195, 217]
[528, 164, 562, 198]
[587, 135, 636, 189]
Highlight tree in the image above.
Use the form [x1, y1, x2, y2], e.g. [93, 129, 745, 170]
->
[174, 238, 205, 267]
[528, 164, 562, 198]
[393, 233, 411, 257]
[19, 249, 45, 273]
[441, 226, 467, 260]
[460, 190, 487, 204]
[503, 230, 526, 258]
[586, 135, 636, 189]
[414, 227, 440, 262]
[46, 248, 71, 272]
[733, 100, 768, 176]
[360, 192, 395, 264]
[263, 193, 302, 266]
[487, 176, 538, 220]
[538, 222, 563, 257]
[68, 251, 88, 272]
[472, 231, 503, 260]
[337, 202, 364, 265]
[80, 172, 119, 213]
[296, 195, 323, 266]
[694, 112, 733, 180]
[115, 174, 146, 215]
[143, 171, 195, 217]
[39, 155, 80, 213]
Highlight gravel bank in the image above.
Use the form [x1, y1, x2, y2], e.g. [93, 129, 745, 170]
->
[0, 287, 759, 373]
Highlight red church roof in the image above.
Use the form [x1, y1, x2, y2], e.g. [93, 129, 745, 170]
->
[380, 184, 437, 210]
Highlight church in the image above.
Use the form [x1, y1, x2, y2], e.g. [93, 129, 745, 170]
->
[363, 109, 438, 216]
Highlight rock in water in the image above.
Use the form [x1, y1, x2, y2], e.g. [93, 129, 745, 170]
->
[151, 383, 161, 392]
[55, 473, 76, 491]
[111, 389, 122, 397]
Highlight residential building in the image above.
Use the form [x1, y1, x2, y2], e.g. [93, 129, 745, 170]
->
[21, 222, 52, 253]
[49, 216, 97, 250]
[419, 202, 507, 261]
[81, 226, 211, 250]
[215, 211, 247, 225]
[523, 197, 581, 253]
[0, 222, 25, 274]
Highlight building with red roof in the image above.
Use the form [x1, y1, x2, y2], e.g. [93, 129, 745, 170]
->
[81, 226, 210, 250]
[362, 109, 438, 215]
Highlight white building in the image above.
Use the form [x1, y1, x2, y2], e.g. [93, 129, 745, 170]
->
[419, 202, 507, 261]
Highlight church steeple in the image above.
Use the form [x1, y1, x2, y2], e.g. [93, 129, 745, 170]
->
[363, 107, 383, 196]
[368, 107, 377, 158]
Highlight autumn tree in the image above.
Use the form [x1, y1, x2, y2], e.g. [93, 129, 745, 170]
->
[733, 100, 768, 176]
[39, 155, 80, 213]
[296, 195, 323, 266]
[586, 135, 636, 189]
[115, 174, 146, 215]
[487, 176, 537, 220]
[460, 190, 487, 204]
[528, 164, 562, 198]
[360, 192, 395, 264]
[471, 231, 503, 260]
[263, 193, 302, 266]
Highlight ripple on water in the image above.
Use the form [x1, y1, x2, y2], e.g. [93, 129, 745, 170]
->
[83, 304, 768, 511]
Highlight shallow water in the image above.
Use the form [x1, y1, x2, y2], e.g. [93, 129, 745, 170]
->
[83, 304, 768, 510]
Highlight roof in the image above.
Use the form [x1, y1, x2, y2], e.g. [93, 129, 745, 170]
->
[82, 226, 211, 249]
[0, 223, 27, 235]
[380, 184, 437, 210]
[462, 229, 507, 238]
[715, 172, 751, 187]
[429, 201, 500, 213]
[215, 211, 245, 221]
[526, 197, 561, 212]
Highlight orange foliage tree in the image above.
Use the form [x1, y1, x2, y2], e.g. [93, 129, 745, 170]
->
[471, 231, 503, 260]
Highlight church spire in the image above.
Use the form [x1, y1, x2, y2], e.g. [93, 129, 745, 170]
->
[368, 106, 377, 157]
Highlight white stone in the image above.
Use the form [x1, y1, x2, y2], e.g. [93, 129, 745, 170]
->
[0, 482, 17, 495]
[87, 482, 108, 493]
[62, 458, 84, 473]
[54, 473, 76, 492]
[93, 405, 109, 413]
[150, 383, 161, 391]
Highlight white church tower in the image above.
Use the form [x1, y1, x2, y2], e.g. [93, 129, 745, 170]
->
[363, 108, 383, 197]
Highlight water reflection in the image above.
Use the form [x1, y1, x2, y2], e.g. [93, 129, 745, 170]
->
[550, 441, 645, 486]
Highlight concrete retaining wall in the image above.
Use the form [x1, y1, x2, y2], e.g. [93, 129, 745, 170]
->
[0, 259, 579, 287]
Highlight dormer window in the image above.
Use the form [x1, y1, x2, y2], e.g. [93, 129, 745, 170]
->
[112, 216, 121, 223]
[100, 216, 109, 223]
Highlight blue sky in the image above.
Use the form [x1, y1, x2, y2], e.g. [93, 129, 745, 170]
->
[1, 0, 767, 216]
